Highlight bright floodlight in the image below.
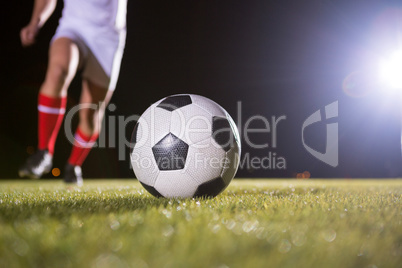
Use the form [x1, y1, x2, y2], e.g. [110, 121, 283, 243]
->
[379, 49, 402, 89]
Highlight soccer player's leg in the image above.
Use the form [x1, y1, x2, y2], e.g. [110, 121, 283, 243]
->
[19, 37, 80, 179]
[65, 79, 112, 185]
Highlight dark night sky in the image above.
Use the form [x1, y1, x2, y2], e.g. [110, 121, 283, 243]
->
[1, 0, 402, 179]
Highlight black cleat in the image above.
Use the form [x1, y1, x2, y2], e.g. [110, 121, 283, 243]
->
[64, 164, 83, 186]
[19, 150, 53, 179]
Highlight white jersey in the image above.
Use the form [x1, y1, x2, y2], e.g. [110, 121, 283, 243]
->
[53, 0, 127, 90]
[60, 0, 126, 32]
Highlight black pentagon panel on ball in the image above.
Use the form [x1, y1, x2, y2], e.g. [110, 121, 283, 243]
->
[139, 182, 164, 198]
[152, 133, 189, 170]
[212, 116, 235, 152]
[130, 121, 140, 154]
[156, 95, 192, 112]
[193, 177, 226, 198]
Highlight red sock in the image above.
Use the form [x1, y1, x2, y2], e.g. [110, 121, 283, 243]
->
[38, 94, 67, 155]
[68, 128, 99, 167]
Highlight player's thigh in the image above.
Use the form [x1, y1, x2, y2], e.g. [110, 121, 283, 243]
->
[47, 37, 81, 80]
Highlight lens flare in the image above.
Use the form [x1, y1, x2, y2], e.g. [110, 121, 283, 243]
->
[342, 71, 374, 98]
[303, 171, 311, 179]
[379, 49, 402, 89]
[52, 168, 61, 177]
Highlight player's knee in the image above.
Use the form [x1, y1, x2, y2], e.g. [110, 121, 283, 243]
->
[45, 60, 71, 90]
[47, 64, 68, 84]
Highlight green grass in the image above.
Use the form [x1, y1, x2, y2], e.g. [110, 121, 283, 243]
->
[0, 179, 401, 268]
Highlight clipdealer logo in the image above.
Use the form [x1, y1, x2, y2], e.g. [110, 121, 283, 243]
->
[61, 100, 339, 170]
[302, 101, 339, 167]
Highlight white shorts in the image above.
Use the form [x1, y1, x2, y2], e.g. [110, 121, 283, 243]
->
[52, 22, 126, 91]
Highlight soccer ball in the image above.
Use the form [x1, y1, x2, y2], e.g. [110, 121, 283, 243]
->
[130, 94, 241, 198]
